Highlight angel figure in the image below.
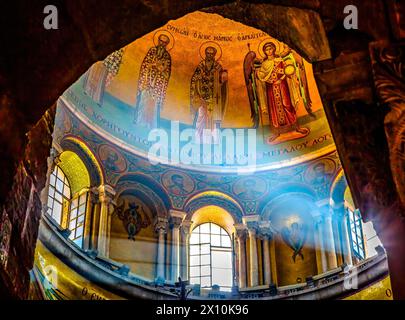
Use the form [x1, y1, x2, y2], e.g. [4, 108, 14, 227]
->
[244, 42, 314, 144]
[281, 222, 307, 262]
[114, 201, 151, 240]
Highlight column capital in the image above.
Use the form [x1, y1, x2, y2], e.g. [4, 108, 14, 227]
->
[332, 204, 347, 219]
[98, 184, 116, 214]
[89, 187, 100, 205]
[247, 225, 258, 236]
[170, 209, 186, 228]
[258, 221, 276, 239]
[330, 199, 345, 210]
[53, 154, 62, 166]
[49, 147, 59, 161]
[242, 215, 260, 233]
[98, 184, 116, 202]
[234, 224, 247, 240]
[313, 214, 324, 226]
[154, 217, 169, 234]
[180, 220, 193, 236]
[315, 199, 330, 208]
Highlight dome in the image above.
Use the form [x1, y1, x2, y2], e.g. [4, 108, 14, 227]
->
[61, 11, 334, 172]
[32, 11, 389, 301]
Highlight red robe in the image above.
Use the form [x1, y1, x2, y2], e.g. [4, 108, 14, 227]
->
[264, 60, 297, 128]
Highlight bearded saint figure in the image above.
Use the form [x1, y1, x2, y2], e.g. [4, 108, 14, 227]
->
[83, 49, 124, 105]
[244, 42, 314, 144]
[190, 46, 228, 142]
[134, 34, 172, 129]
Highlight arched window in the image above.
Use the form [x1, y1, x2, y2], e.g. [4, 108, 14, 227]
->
[47, 165, 71, 225]
[46, 164, 88, 248]
[189, 223, 233, 291]
[347, 208, 366, 260]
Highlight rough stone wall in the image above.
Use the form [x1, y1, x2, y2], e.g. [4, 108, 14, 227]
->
[0, 107, 55, 299]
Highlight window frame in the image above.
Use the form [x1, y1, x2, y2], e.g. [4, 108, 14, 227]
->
[67, 191, 89, 248]
[46, 165, 71, 226]
[346, 207, 366, 260]
[189, 222, 233, 291]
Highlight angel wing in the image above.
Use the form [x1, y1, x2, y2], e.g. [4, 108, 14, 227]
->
[243, 47, 260, 128]
[292, 224, 308, 262]
[137, 206, 151, 229]
[284, 52, 314, 117]
[281, 227, 294, 251]
[281, 224, 307, 262]
[113, 201, 126, 220]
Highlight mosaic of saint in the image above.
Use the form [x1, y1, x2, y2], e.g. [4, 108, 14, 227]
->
[114, 196, 152, 240]
[244, 40, 313, 144]
[190, 41, 228, 140]
[134, 31, 173, 129]
[63, 11, 334, 168]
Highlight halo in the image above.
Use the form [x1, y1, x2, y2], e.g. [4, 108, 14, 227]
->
[199, 41, 222, 61]
[258, 38, 288, 58]
[153, 30, 175, 51]
[304, 159, 336, 183]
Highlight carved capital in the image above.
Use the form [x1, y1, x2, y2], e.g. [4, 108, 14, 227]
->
[332, 204, 347, 219]
[98, 184, 116, 214]
[313, 214, 324, 227]
[180, 220, 193, 237]
[258, 221, 276, 239]
[49, 147, 58, 163]
[154, 217, 169, 234]
[169, 209, 186, 229]
[98, 184, 116, 203]
[242, 215, 260, 237]
[234, 223, 247, 240]
[88, 187, 100, 205]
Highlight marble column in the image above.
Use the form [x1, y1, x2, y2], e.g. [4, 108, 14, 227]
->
[262, 237, 271, 285]
[314, 215, 327, 273]
[248, 226, 259, 287]
[83, 187, 98, 250]
[339, 207, 353, 266]
[235, 225, 247, 289]
[332, 214, 343, 266]
[323, 209, 338, 270]
[170, 210, 186, 282]
[180, 220, 193, 281]
[269, 236, 277, 285]
[258, 221, 274, 286]
[154, 217, 168, 280]
[97, 184, 116, 258]
[90, 187, 101, 251]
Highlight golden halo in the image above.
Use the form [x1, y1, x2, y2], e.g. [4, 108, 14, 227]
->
[199, 41, 222, 61]
[258, 38, 288, 58]
[153, 30, 175, 51]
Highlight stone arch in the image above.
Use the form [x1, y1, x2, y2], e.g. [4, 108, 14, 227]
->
[184, 191, 244, 224]
[115, 173, 171, 217]
[258, 183, 317, 218]
[260, 191, 319, 286]
[330, 169, 348, 206]
[3, 0, 402, 300]
[111, 176, 168, 281]
[59, 135, 104, 187]
[54, 150, 90, 196]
